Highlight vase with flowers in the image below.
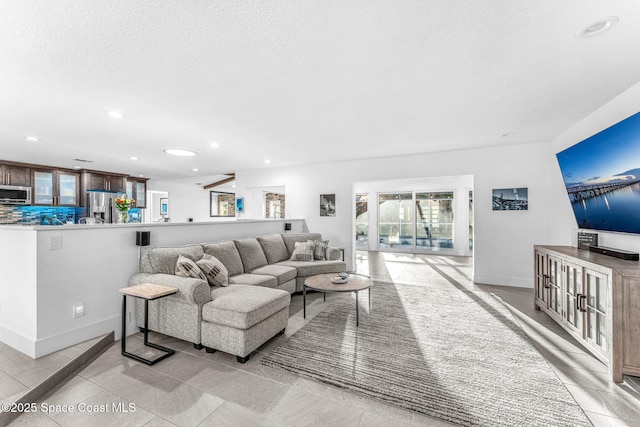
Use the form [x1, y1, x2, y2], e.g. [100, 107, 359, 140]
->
[114, 197, 135, 223]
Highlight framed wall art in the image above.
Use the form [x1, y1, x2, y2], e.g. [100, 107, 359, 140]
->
[320, 194, 336, 216]
[492, 188, 528, 211]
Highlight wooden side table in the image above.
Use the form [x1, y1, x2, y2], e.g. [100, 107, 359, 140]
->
[119, 283, 178, 365]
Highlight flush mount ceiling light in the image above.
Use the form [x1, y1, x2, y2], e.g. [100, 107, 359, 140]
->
[163, 148, 197, 157]
[106, 110, 125, 119]
[577, 16, 619, 38]
[24, 136, 40, 142]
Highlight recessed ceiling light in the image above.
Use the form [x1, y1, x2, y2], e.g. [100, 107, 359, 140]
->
[164, 149, 197, 157]
[577, 17, 619, 38]
[24, 136, 39, 142]
[138, 174, 144, 177]
[264, 159, 271, 164]
[107, 110, 125, 119]
[210, 142, 220, 148]
[73, 165, 82, 169]
[130, 156, 139, 161]
[192, 168, 199, 172]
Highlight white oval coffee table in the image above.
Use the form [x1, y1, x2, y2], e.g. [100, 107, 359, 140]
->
[303, 273, 373, 326]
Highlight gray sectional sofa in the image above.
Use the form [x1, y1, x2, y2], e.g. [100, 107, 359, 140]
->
[128, 232, 346, 358]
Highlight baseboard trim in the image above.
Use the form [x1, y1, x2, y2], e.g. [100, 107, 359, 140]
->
[473, 274, 532, 288]
[34, 315, 120, 358]
[0, 332, 114, 427]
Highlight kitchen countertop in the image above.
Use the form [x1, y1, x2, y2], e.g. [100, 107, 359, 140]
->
[0, 218, 297, 231]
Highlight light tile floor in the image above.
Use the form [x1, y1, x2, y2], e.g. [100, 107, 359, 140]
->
[4, 251, 640, 426]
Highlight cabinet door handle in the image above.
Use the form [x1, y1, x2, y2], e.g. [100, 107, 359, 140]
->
[577, 294, 587, 312]
[576, 293, 582, 311]
[543, 274, 550, 289]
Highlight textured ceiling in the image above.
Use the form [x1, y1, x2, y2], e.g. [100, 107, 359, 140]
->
[1, 1, 640, 184]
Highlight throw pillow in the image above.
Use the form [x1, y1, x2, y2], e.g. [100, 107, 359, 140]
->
[308, 239, 329, 260]
[196, 254, 229, 287]
[175, 255, 206, 280]
[289, 241, 314, 261]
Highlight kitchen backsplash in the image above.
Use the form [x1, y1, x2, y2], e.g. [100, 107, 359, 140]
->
[0, 205, 142, 225]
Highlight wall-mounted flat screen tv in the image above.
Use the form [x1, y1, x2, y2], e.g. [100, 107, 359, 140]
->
[556, 111, 640, 234]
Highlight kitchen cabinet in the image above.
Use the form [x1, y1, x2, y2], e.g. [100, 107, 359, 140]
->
[534, 245, 640, 382]
[32, 169, 79, 206]
[126, 177, 148, 208]
[0, 163, 31, 186]
[81, 171, 127, 193]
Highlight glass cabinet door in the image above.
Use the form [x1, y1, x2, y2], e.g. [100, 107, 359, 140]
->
[126, 181, 133, 200]
[564, 261, 584, 335]
[547, 255, 563, 320]
[33, 171, 54, 205]
[584, 268, 608, 355]
[534, 250, 548, 307]
[58, 173, 78, 206]
[135, 181, 146, 207]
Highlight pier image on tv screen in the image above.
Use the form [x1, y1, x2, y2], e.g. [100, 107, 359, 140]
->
[556, 111, 640, 234]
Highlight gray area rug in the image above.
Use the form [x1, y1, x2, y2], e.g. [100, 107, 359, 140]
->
[260, 282, 592, 426]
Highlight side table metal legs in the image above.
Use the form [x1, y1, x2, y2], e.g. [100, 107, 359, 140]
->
[121, 295, 175, 365]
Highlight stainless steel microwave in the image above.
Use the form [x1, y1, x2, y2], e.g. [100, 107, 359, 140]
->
[0, 185, 31, 205]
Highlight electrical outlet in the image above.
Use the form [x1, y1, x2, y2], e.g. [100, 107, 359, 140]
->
[49, 235, 62, 250]
[73, 303, 85, 318]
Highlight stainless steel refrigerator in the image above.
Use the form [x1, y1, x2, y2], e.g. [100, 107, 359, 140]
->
[86, 190, 124, 223]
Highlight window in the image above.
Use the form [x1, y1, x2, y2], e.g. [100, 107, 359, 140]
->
[469, 190, 474, 251]
[356, 194, 369, 249]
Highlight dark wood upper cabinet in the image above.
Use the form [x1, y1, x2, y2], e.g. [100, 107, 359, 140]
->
[0, 163, 31, 186]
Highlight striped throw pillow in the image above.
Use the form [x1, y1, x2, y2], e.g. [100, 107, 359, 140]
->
[309, 239, 329, 260]
[196, 254, 229, 287]
[289, 241, 314, 261]
[175, 255, 206, 280]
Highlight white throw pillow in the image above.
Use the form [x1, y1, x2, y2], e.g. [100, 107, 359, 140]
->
[196, 254, 229, 287]
[175, 255, 206, 280]
[289, 241, 314, 261]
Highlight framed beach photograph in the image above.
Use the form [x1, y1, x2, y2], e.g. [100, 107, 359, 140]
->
[320, 194, 336, 216]
[492, 188, 528, 211]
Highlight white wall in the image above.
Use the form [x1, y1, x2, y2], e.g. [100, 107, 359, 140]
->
[148, 180, 213, 223]
[549, 80, 640, 252]
[0, 229, 37, 356]
[236, 141, 557, 287]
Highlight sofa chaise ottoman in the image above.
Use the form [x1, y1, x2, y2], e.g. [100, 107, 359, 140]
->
[201, 285, 290, 363]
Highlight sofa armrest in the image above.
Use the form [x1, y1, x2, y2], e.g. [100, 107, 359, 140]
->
[326, 247, 342, 261]
[128, 273, 211, 305]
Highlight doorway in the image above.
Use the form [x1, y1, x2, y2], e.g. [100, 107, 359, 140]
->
[354, 176, 473, 256]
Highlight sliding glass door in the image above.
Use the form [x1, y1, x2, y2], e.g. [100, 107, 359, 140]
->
[416, 192, 454, 250]
[378, 193, 414, 248]
[355, 194, 369, 249]
[375, 191, 455, 252]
